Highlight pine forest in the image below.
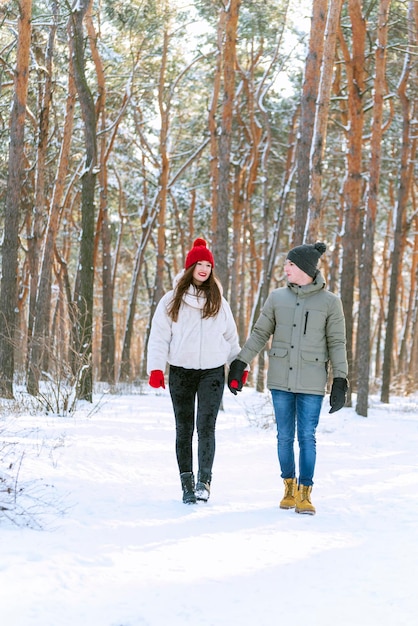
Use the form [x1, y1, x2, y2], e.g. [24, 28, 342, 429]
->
[0, 0, 417, 417]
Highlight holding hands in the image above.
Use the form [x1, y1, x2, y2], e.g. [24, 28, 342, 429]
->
[228, 359, 248, 395]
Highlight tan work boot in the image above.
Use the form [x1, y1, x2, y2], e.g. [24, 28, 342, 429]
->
[279, 477, 297, 509]
[295, 484, 316, 515]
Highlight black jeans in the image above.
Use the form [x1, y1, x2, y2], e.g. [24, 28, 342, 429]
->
[169, 365, 225, 475]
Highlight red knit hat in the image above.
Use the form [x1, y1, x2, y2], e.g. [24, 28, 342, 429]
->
[185, 238, 215, 269]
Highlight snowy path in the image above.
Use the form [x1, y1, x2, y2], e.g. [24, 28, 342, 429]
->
[1, 389, 418, 625]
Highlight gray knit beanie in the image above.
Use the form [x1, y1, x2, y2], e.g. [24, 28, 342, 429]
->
[286, 242, 327, 278]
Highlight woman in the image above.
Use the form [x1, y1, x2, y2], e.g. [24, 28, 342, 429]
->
[147, 238, 241, 504]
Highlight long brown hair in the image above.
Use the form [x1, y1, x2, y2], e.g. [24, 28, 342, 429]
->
[168, 265, 222, 322]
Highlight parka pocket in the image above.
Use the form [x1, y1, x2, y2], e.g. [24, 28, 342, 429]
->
[269, 346, 288, 359]
[268, 346, 289, 386]
[299, 350, 328, 390]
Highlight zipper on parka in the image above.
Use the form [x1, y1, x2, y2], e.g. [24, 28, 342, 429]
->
[303, 311, 309, 335]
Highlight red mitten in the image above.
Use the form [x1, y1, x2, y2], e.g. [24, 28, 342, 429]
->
[228, 371, 248, 392]
[149, 370, 165, 389]
[228, 359, 248, 395]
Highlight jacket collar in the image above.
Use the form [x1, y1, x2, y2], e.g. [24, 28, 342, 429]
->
[183, 285, 206, 310]
[287, 271, 326, 297]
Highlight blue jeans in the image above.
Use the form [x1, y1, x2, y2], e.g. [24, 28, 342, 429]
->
[271, 390, 323, 486]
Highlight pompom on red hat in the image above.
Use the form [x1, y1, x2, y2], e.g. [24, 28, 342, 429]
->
[185, 238, 215, 269]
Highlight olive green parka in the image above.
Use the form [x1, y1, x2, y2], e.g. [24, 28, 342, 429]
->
[237, 272, 348, 395]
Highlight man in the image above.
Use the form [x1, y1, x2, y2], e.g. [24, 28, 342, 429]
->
[228, 242, 348, 515]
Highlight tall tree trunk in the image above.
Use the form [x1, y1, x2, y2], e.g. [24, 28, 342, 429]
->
[155, 24, 170, 308]
[231, 31, 278, 321]
[213, 0, 241, 293]
[339, 0, 366, 404]
[293, 0, 326, 245]
[68, 0, 97, 402]
[305, 0, 343, 241]
[85, 5, 116, 384]
[142, 21, 172, 384]
[408, 215, 418, 386]
[27, 2, 57, 368]
[209, 8, 226, 247]
[399, 208, 418, 377]
[26, 1, 59, 394]
[356, 0, 391, 417]
[0, 0, 32, 399]
[27, 71, 77, 396]
[381, 0, 416, 402]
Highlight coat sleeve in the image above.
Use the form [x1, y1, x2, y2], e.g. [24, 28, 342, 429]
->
[146, 293, 173, 374]
[237, 293, 276, 365]
[326, 296, 348, 379]
[222, 299, 242, 365]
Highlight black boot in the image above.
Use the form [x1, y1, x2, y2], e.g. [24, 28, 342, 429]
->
[195, 469, 211, 502]
[180, 472, 196, 504]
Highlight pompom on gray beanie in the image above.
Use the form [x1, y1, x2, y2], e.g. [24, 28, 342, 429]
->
[286, 242, 326, 278]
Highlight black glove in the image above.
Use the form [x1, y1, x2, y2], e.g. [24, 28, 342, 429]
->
[329, 378, 348, 413]
[228, 359, 247, 395]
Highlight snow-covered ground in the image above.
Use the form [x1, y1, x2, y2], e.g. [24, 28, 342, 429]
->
[1, 386, 418, 626]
